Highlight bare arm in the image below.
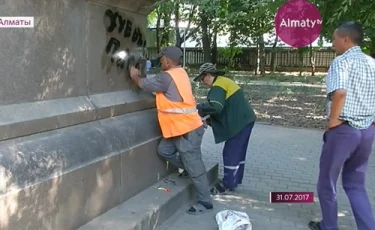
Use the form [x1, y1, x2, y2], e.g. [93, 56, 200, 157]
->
[140, 72, 172, 93]
[326, 57, 349, 129]
[129, 66, 172, 93]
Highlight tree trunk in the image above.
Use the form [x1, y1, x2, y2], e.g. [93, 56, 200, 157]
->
[270, 36, 278, 73]
[309, 44, 315, 76]
[255, 42, 259, 75]
[156, 12, 161, 53]
[174, 2, 182, 48]
[298, 48, 304, 76]
[211, 26, 218, 64]
[200, 12, 211, 62]
[229, 31, 234, 44]
[258, 35, 266, 75]
[229, 30, 238, 46]
[160, 12, 171, 48]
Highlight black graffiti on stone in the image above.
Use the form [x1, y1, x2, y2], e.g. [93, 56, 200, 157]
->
[104, 9, 146, 48]
[105, 37, 123, 67]
[132, 28, 147, 47]
[106, 37, 120, 55]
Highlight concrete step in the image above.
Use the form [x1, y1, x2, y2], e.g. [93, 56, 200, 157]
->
[77, 162, 219, 230]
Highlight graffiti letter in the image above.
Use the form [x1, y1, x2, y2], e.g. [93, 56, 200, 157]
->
[132, 27, 144, 47]
[117, 15, 127, 33]
[105, 9, 117, 33]
[105, 37, 120, 54]
[131, 27, 140, 43]
[124, 20, 132, 38]
[137, 37, 144, 47]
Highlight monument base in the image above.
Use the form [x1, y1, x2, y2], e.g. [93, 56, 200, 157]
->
[0, 109, 175, 230]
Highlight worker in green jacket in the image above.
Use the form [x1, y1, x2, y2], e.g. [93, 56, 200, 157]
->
[194, 62, 257, 195]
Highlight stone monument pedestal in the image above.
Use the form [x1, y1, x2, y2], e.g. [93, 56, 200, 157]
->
[0, 1, 170, 229]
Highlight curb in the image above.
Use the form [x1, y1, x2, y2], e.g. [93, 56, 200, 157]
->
[78, 162, 219, 230]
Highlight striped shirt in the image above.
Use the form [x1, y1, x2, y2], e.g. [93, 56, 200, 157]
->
[326, 46, 375, 129]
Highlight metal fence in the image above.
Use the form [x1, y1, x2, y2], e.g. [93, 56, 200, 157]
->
[147, 47, 336, 72]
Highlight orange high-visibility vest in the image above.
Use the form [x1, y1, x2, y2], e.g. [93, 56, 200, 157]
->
[155, 67, 203, 138]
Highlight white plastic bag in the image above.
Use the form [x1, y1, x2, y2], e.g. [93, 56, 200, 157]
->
[215, 210, 252, 230]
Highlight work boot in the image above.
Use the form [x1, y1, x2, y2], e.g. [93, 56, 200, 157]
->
[308, 221, 321, 230]
[210, 180, 235, 195]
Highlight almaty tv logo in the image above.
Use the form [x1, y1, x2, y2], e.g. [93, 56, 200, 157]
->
[274, 0, 322, 48]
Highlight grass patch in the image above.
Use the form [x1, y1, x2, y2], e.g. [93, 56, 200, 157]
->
[194, 82, 328, 129]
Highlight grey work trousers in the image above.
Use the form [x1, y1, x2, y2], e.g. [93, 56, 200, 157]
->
[157, 125, 212, 204]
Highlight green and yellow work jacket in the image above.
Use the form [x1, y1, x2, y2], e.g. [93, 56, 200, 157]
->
[197, 76, 256, 144]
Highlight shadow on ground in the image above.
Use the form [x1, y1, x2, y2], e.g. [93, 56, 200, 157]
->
[159, 191, 355, 230]
[194, 82, 327, 129]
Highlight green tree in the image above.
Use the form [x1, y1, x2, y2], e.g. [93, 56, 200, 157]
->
[188, 0, 229, 63]
[226, 0, 283, 74]
[173, 1, 198, 48]
[150, 1, 174, 52]
[318, 0, 375, 54]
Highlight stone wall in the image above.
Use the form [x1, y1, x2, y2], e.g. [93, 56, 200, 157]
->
[0, 1, 168, 229]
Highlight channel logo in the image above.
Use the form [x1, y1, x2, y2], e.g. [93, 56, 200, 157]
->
[0, 17, 34, 28]
[274, 0, 322, 48]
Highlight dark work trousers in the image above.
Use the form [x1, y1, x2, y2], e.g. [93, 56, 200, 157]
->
[157, 125, 212, 205]
[222, 121, 255, 189]
[317, 123, 375, 230]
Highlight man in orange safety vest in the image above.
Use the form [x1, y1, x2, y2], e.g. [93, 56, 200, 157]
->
[129, 46, 213, 215]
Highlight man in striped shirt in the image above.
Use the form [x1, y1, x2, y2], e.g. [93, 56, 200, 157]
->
[309, 21, 375, 230]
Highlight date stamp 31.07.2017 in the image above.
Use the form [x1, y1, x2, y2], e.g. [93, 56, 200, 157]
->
[269, 192, 314, 203]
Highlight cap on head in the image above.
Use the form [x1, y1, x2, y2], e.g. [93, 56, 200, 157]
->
[156, 46, 183, 62]
[193, 63, 225, 82]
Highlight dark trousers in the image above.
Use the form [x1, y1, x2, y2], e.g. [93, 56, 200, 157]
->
[318, 124, 375, 230]
[157, 126, 212, 204]
[222, 122, 254, 189]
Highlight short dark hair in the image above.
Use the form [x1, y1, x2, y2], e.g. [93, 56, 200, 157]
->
[336, 21, 364, 45]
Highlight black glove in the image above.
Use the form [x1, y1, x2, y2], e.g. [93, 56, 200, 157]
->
[197, 104, 205, 117]
[206, 117, 212, 126]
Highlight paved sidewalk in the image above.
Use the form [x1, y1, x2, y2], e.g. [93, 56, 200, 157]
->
[159, 123, 375, 230]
